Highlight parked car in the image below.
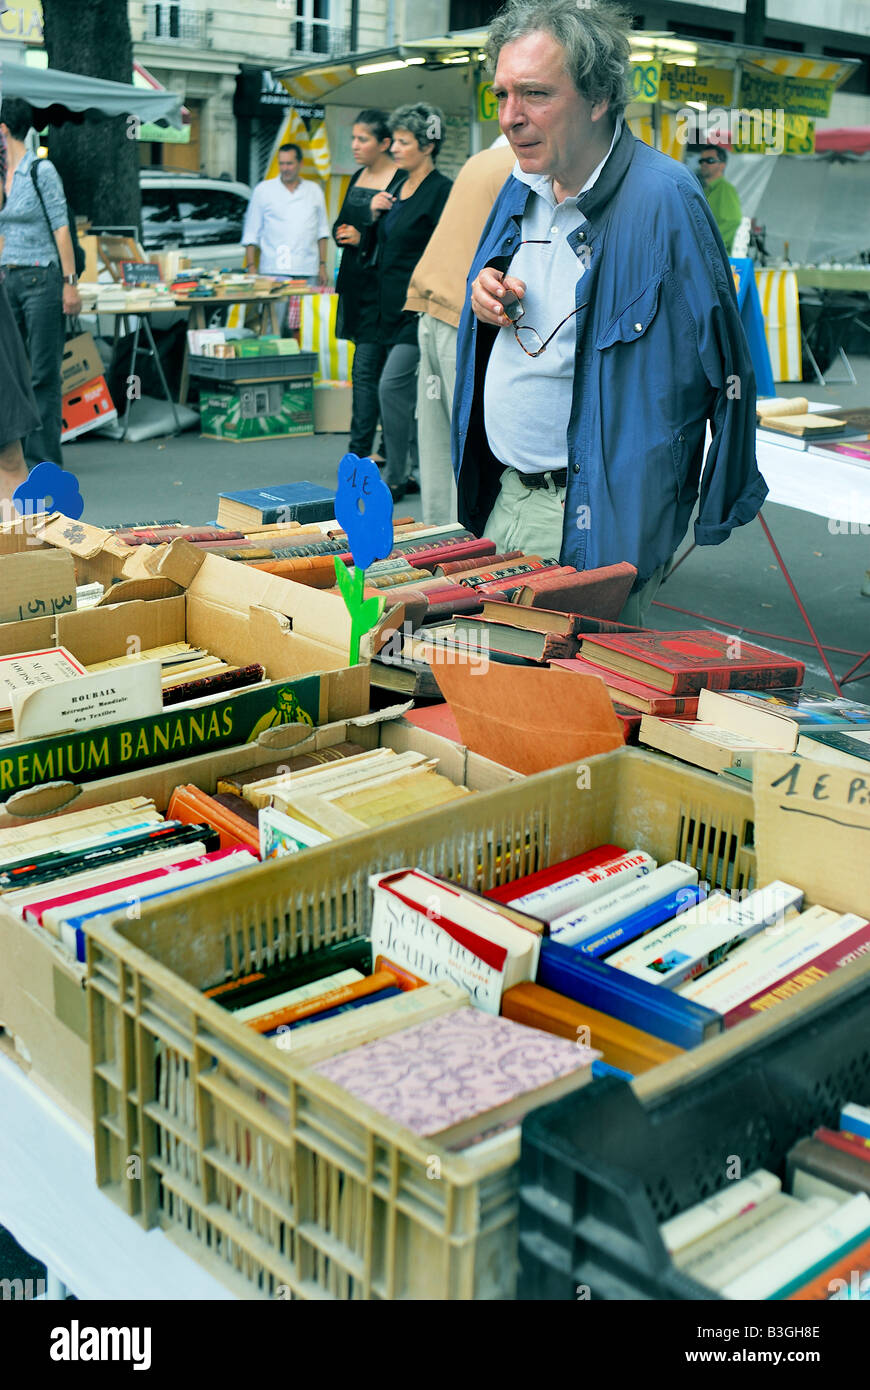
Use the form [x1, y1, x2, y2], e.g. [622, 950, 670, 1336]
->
[139, 169, 251, 270]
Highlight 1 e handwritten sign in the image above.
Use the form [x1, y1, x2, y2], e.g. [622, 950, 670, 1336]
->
[754, 753, 870, 919]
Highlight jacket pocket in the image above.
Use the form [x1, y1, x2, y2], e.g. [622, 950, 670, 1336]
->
[595, 276, 663, 350]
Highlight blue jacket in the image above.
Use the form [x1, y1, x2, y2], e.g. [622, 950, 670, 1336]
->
[451, 125, 768, 587]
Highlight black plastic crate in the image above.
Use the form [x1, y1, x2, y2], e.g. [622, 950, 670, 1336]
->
[518, 959, 870, 1300]
[189, 350, 318, 381]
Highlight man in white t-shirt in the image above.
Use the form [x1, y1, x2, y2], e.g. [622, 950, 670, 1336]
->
[242, 143, 330, 286]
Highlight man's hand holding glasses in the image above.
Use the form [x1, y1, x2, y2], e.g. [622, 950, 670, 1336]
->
[471, 264, 527, 329]
[471, 241, 583, 358]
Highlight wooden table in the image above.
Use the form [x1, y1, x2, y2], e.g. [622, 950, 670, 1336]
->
[176, 290, 320, 405]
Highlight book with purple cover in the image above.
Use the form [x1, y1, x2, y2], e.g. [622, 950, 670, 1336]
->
[314, 1009, 601, 1148]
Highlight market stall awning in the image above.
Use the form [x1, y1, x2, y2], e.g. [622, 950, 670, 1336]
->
[814, 127, 870, 154]
[273, 28, 858, 132]
[133, 62, 190, 143]
[0, 58, 184, 128]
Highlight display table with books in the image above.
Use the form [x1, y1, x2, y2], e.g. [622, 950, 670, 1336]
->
[0, 488, 868, 1305]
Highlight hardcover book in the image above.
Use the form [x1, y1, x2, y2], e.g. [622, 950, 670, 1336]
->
[313, 1009, 600, 1148]
[513, 560, 637, 620]
[369, 867, 545, 1014]
[579, 630, 805, 695]
[550, 656, 701, 715]
[217, 481, 336, 528]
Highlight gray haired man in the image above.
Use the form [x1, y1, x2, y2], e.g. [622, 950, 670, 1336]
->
[453, 0, 765, 625]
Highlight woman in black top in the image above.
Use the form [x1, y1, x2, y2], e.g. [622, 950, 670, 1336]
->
[362, 103, 451, 500]
[333, 110, 404, 463]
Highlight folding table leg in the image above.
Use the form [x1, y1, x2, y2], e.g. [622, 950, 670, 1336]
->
[142, 316, 182, 436]
[756, 512, 843, 694]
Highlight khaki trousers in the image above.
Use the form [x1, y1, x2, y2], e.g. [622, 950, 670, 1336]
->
[483, 467, 669, 626]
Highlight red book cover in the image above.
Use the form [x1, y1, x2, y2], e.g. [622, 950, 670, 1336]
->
[484, 845, 625, 904]
[550, 656, 701, 716]
[515, 561, 637, 621]
[23, 847, 243, 926]
[472, 566, 568, 597]
[423, 593, 485, 621]
[613, 702, 641, 742]
[815, 1127, 870, 1163]
[402, 702, 463, 742]
[723, 918, 870, 1026]
[407, 539, 497, 571]
[580, 630, 805, 695]
[437, 551, 524, 577]
[459, 560, 557, 588]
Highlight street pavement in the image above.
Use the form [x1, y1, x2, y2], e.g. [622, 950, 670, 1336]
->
[61, 361, 870, 702]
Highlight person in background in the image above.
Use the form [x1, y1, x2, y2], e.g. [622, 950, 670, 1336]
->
[405, 138, 515, 524]
[0, 277, 40, 508]
[361, 103, 451, 502]
[333, 110, 404, 466]
[695, 144, 742, 255]
[0, 98, 81, 469]
[242, 143, 330, 287]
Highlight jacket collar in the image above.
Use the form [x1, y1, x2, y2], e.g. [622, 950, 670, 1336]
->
[503, 120, 637, 230]
[576, 120, 636, 222]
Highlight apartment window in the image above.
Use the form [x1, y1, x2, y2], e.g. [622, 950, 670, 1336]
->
[144, 3, 206, 43]
[293, 0, 349, 57]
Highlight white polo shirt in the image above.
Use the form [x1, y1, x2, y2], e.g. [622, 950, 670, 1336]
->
[241, 176, 329, 276]
[484, 120, 621, 474]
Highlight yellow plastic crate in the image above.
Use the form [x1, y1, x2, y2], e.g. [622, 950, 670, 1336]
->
[86, 749, 757, 1299]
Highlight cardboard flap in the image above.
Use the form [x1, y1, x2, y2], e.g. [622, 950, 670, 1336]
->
[0, 616, 56, 657]
[256, 721, 327, 751]
[179, 551, 352, 647]
[57, 595, 186, 666]
[2, 781, 82, 818]
[151, 537, 206, 589]
[0, 550, 76, 625]
[362, 600, 407, 658]
[96, 576, 183, 605]
[755, 752, 870, 918]
[432, 661, 624, 775]
[35, 514, 116, 560]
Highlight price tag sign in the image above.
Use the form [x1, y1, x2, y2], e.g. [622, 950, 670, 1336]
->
[121, 261, 162, 286]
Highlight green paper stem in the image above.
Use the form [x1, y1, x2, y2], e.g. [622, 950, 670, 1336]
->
[334, 556, 385, 665]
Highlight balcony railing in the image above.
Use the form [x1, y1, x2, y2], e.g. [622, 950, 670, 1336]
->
[291, 20, 355, 59]
[143, 4, 208, 45]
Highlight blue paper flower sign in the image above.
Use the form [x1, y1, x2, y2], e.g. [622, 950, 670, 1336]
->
[12, 462, 85, 522]
[334, 453, 394, 570]
[333, 454, 395, 666]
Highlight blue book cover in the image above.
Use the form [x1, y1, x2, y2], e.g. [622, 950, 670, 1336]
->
[572, 885, 706, 960]
[537, 940, 722, 1049]
[61, 864, 251, 962]
[218, 481, 336, 524]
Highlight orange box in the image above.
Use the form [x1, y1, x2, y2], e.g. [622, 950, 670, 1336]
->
[61, 375, 117, 442]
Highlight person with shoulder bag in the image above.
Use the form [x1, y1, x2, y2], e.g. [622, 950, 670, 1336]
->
[0, 98, 82, 469]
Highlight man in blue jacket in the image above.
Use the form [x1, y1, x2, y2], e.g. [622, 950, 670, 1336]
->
[452, 0, 767, 624]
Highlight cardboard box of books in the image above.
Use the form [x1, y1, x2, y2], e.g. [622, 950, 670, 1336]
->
[0, 563, 373, 801]
[0, 705, 520, 1128]
[0, 514, 137, 591]
[0, 733, 327, 1128]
